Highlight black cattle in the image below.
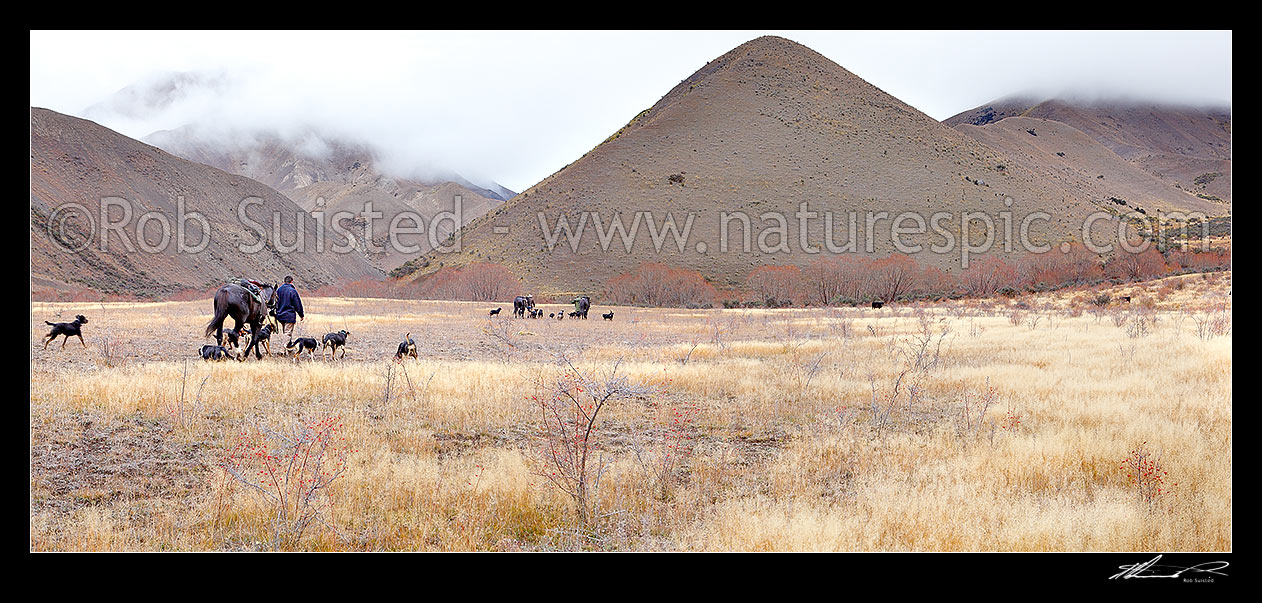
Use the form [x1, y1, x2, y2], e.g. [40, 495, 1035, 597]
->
[513, 295, 535, 318]
[572, 296, 591, 319]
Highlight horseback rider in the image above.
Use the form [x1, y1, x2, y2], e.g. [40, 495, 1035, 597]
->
[275, 275, 305, 341]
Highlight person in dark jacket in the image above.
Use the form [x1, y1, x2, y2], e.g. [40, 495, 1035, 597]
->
[275, 275, 304, 340]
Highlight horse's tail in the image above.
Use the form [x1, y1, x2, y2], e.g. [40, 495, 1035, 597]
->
[205, 294, 229, 338]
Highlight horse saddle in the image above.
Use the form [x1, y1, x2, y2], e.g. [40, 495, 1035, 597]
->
[230, 278, 265, 305]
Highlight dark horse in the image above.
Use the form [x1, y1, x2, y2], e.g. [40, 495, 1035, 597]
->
[513, 295, 535, 318]
[204, 282, 278, 360]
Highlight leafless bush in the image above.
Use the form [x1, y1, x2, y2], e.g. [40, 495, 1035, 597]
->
[94, 331, 128, 368]
[708, 318, 730, 350]
[165, 359, 208, 430]
[905, 317, 953, 372]
[1192, 305, 1232, 340]
[1124, 310, 1157, 339]
[1109, 309, 1128, 328]
[482, 318, 522, 361]
[218, 416, 351, 547]
[632, 402, 699, 501]
[830, 317, 853, 340]
[956, 379, 1000, 441]
[868, 365, 912, 433]
[532, 356, 651, 527]
[677, 340, 701, 365]
[789, 350, 829, 396]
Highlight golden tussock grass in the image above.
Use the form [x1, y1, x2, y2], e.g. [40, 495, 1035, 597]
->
[30, 277, 1231, 550]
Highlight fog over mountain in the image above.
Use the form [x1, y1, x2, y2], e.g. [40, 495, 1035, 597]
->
[31, 31, 1230, 194]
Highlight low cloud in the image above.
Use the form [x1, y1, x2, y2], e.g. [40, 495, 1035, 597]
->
[31, 31, 1232, 193]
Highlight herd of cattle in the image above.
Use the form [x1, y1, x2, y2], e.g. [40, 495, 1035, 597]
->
[501, 295, 613, 322]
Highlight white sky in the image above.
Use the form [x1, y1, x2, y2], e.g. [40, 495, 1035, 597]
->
[30, 30, 1232, 193]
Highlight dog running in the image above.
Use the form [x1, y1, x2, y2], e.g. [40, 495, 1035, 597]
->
[322, 330, 350, 359]
[602, 311, 614, 321]
[395, 332, 418, 361]
[489, 307, 502, 317]
[42, 315, 88, 350]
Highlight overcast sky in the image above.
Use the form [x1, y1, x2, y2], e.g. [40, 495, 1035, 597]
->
[30, 30, 1232, 193]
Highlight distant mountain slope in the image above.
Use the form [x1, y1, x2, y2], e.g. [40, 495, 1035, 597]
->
[954, 117, 1226, 216]
[31, 108, 381, 298]
[946, 98, 1231, 203]
[144, 127, 511, 270]
[399, 36, 1104, 297]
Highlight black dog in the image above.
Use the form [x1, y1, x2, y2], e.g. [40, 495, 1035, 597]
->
[602, 311, 614, 321]
[568, 311, 579, 318]
[221, 328, 246, 360]
[489, 308, 502, 317]
[245, 324, 275, 356]
[286, 337, 318, 359]
[199, 344, 231, 361]
[395, 332, 418, 361]
[322, 330, 350, 359]
[42, 315, 88, 350]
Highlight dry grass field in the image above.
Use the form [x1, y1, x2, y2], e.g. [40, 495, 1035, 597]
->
[30, 272, 1232, 551]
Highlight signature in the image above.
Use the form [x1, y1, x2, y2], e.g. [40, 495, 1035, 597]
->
[1110, 555, 1229, 580]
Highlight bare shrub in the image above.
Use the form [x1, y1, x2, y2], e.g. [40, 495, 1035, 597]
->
[746, 265, 803, 307]
[956, 380, 1000, 441]
[94, 331, 128, 368]
[414, 262, 521, 302]
[532, 356, 651, 526]
[632, 402, 699, 501]
[1119, 441, 1176, 509]
[1124, 311, 1156, 339]
[606, 263, 716, 307]
[482, 318, 523, 361]
[218, 416, 352, 547]
[1192, 304, 1232, 340]
[1007, 310, 1025, 327]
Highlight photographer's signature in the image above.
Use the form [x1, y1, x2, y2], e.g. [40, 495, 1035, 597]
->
[1110, 555, 1229, 580]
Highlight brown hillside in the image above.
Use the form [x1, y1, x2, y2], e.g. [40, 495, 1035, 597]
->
[401, 36, 1104, 298]
[30, 108, 381, 298]
[946, 98, 1232, 203]
[955, 117, 1227, 216]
